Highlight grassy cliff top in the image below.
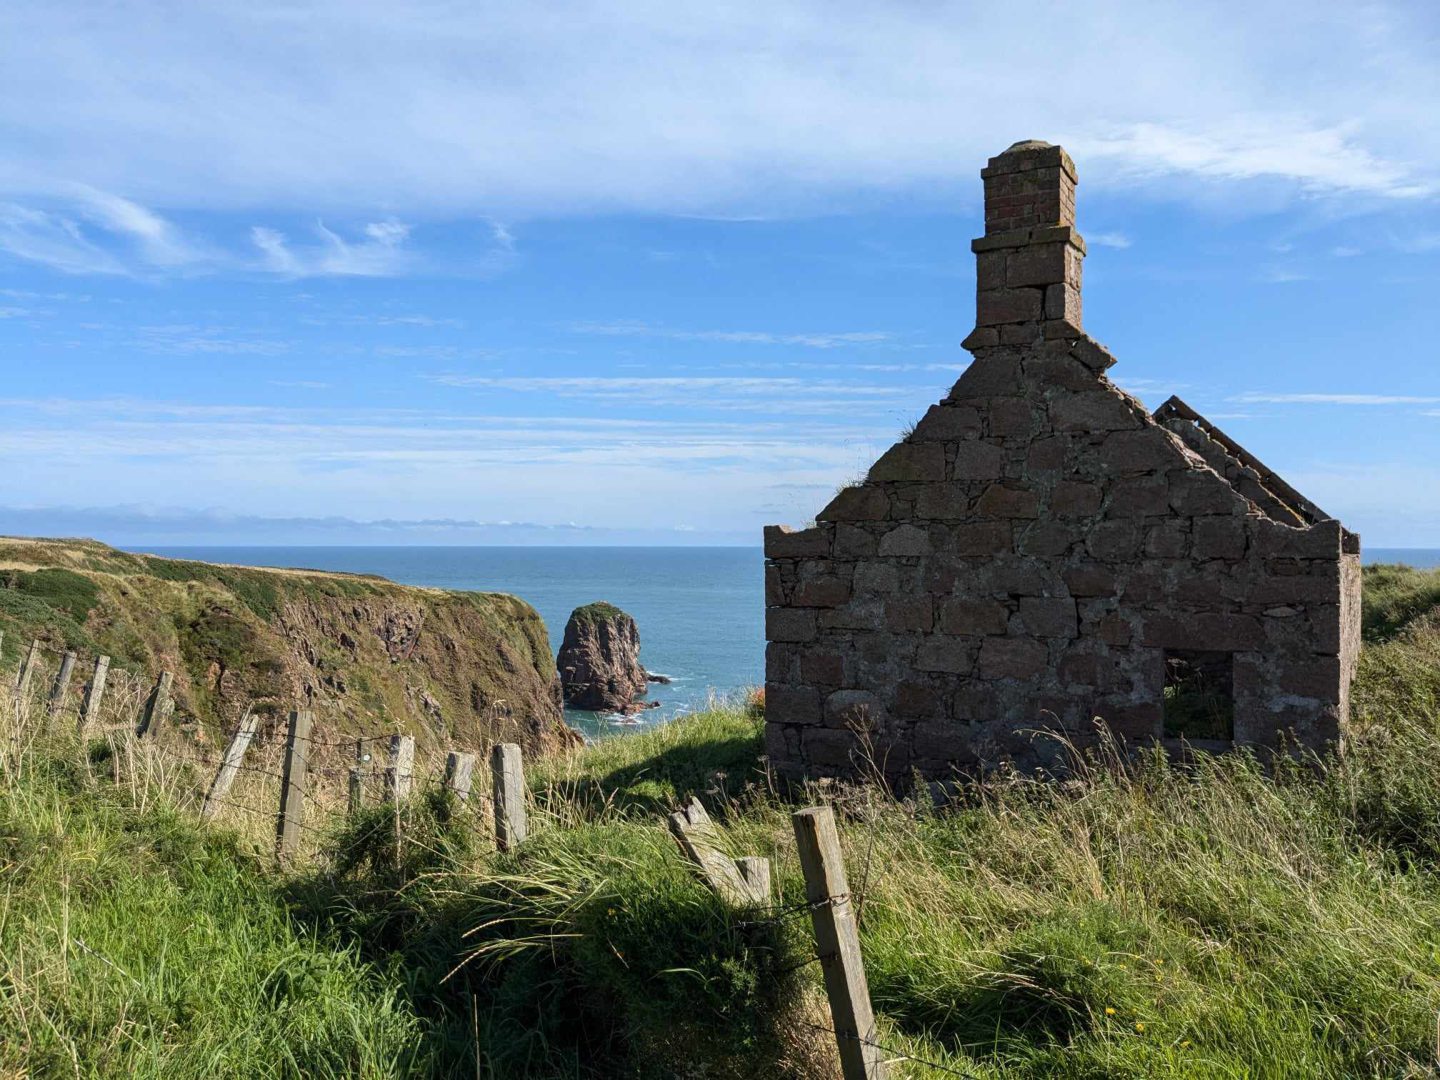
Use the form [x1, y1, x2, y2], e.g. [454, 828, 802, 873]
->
[0, 536, 567, 752]
[568, 600, 629, 625]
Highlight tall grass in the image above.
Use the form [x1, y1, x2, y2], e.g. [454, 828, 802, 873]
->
[6, 580, 1440, 1076]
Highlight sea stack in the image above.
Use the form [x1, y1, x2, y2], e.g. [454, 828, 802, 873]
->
[556, 602, 649, 712]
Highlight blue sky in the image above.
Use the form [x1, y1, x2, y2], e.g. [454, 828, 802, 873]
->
[1, 1, 1438, 547]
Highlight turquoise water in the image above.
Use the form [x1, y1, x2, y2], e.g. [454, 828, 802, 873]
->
[143, 545, 1437, 740]
[145, 546, 764, 740]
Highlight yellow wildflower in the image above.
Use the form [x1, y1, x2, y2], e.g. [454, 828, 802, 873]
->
[1104, 1007, 1116, 1016]
[1135, 1022, 1145, 1033]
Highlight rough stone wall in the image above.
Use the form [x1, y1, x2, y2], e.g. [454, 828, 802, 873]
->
[763, 140, 1362, 781]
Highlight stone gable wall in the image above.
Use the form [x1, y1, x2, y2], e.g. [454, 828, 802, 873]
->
[763, 141, 1362, 781]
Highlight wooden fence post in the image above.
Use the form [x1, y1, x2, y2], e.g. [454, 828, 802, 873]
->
[48, 651, 77, 716]
[444, 750, 476, 801]
[78, 655, 110, 732]
[348, 767, 364, 816]
[202, 709, 259, 821]
[14, 638, 42, 697]
[137, 671, 174, 737]
[275, 709, 313, 863]
[491, 742, 527, 852]
[792, 805, 887, 1080]
[737, 856, 772, 901]
[667, 797, 768, 906]
[383, 734, 414, 801]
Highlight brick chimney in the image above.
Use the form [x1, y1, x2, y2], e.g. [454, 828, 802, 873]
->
[964, 140, 1085, 348]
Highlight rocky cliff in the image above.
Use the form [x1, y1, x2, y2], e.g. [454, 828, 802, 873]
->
[0, 536, 575, 755]
[556, 602, 649, 712]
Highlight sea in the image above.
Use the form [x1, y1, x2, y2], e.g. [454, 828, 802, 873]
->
[144, 545, 1438, 741]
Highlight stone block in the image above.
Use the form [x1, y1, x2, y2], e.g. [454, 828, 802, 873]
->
[818, 598, 883, 631]
[1051, 480, 1102, 517]
[911, 403, 982, 441]
[948, 355, 1022, 399]
[766, 607, 817, 643]
[886, 598, 933, 632]
[978, 636, 1049, 680]
[794, 653, 842, 690]
[1144, 522, 1189, 559]
[1049, 390, 1143, 432]
[940, 598, 1010, 635]
[817, 485, 889, 522]
[763, 524, 833, 558]
[976, 484, 1040, 518]
[792, 577, 852, 608]
[1274, 656, 1342, 700]
[766, 683, 822, 725]
[1099, 429, 1179, 473]
[913, 483, 970, 520]
[869, 442, 945, 483]
[977, 287, 1043, 326]
[960, 327, 999, 351]
[1169, 471, 1243, 516]
[954, 521, 1013, 556]
[1109, 476, 1170, 517]
[763, 722, 800, 769]
[916, 636, 977, 674]
[853, 562, 901, 595]
[765, 563, 785, 605]
[1025, 434, 1072, 473]
[1016, 596, 1078, 638]
[879, 523, 930, 557]
[1194, 516, 1247, 560]
[989, 398, 1035, 438]
[1044, 282, 1081, 327]
[766, 641, 801, 682]
[802, 726, 857, 770]
[834, 524, 879, 558]
[1140, 612, 1263, 651]
[1086, 520, 1142, 560]
[977, 250, 1008, 291]
[1069, 336, 1117, 373]
[825, 689, 886, 731]
[1006, 242, 1069, 287]
[1062, 564, 1116, 597]
[1018, 521, 1072, 556]
[893, 680, 944, 720]
[1095, 612, 1133, 646]
[951, 440, 1005, 479]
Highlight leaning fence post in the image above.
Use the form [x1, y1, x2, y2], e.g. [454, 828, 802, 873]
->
[736, 856, 773, 901]
[14, 638, 42, 697]
[275, 709, 313, 863]
[137, 671, 174, 737]
[202, 708, 259, 821]
[443, 750, 476, 801]
[383, 734, 414, 801]
[667, 796, 766, 906]
[490, 742, 527, 852]
[47, 650, 77, 716]
[792, 805, 887, 1080]
[78, 655, 110, 732]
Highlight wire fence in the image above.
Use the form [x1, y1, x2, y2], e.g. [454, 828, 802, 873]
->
[6, 637, 982, 1079]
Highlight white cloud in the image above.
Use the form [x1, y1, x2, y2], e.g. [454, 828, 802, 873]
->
[1087, 232, 1132, 249]
[251, 218, 414, 277]
[1235, 393, 1440, 406]
[573, 322, 895, 349]
[0, 2, 1434, 221]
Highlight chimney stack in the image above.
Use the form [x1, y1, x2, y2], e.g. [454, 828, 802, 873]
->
[965, 140, 1085, 348]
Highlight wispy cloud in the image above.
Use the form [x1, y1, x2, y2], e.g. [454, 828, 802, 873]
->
[573, 321, 895, 349]
[1087, 232, 1132, 249]
[427, 373, 916, 413]
[1235, 393, 1440, 406]
[2, 3, 1433, 220]
[251, 219, 414, 277]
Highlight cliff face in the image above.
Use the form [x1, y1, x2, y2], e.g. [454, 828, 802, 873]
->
[556, 602, 648, 712]
[0, 537, 574, 755]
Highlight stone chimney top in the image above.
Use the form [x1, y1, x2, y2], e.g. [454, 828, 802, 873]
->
[964, 140, 1085, 348]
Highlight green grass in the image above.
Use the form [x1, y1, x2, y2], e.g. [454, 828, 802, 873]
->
[8, 571, 1440, 1076]
[1361, 562, 1440, 642]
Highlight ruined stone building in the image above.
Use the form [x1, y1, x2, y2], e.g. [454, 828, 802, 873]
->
[763, 140, 1362, 780]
